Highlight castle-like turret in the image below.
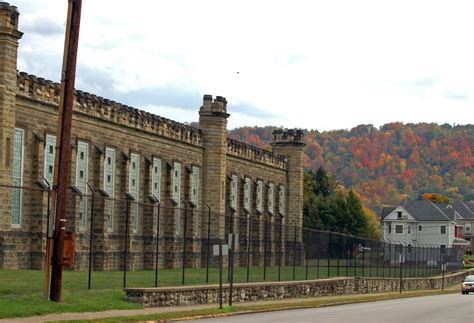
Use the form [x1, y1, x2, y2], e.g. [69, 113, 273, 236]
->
[199, 95, 230, 235]
[271, 129, 305, 229]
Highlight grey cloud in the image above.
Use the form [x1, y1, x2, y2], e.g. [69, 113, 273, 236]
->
[21, 17, 64, 36]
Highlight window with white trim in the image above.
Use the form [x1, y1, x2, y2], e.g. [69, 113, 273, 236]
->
[104, 147, 115, 231]
[465, 223, 471, 232]
[418, 225, 423, 232]
[244, 177, 251, 213]
[12, 128, 24, 227]
[256, 179, 263, 213]
[407, 224, 411, 234]
[172, 162, 181, 235]
[440, 225, 446, 234]
[76, 141, 89, 231]
[44, 134, 56, 187]
[395, 224, 403, 234]
[151, 157, 161, 200]
[129, 153, 139, 232]
[268, 182, 274, 215]
[230, 174, 238, 210]
[278, 185, 285, 216]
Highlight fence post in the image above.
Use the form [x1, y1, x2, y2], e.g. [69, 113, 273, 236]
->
[43, 181, 53, 300]
[336, 235, 340, 277]
[246, 213, 251, 282]
[154, 201, 160, 287]
[181, 204, 188, 285]
[361, 240, 365, 277]
[263, 215, 268, 281]
[87, 184, 95, 290]
[292, 224, 297, 280]
[205, 204, 211, 284]
[327, 232, 331, 278]
[123, 195, 132, 288]
[345, 236, 348, 277]
[278, 216, 283, 281]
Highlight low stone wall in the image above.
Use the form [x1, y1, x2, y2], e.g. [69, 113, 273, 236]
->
[124, 269, 474, 308]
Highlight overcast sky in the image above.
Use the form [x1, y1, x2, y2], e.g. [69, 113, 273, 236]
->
[14, 0, 474, 131]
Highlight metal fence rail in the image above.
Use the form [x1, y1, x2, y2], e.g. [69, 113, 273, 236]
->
[0, 184, 465, 295]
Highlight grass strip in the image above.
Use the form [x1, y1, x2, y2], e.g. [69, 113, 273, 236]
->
[53, 286, 460, 322]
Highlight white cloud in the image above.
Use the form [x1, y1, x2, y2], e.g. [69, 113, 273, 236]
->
[14, 0, 474, 131]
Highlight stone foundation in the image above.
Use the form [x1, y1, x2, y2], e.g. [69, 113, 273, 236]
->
[124, 269, 474, 307]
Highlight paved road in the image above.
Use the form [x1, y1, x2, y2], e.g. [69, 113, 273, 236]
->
[181, 294, 474, 323]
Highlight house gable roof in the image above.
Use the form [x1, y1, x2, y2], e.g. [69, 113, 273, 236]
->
[397, 198, 450, 222]
[453, 200, 474, 220]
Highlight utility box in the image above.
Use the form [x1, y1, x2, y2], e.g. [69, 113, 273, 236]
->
[63, 232, 76, 268]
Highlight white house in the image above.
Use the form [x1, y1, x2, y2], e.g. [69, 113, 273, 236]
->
[380, 198, 469, 249]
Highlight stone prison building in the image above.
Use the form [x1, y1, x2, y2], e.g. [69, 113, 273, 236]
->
[0, 3, 305, 270]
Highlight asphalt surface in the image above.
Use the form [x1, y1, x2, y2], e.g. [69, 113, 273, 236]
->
[181, 294, 474, 323]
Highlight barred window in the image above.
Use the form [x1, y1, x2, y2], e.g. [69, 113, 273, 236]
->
[268, 182, 274, 215]
[129, 153, 139, 232]
[12, 128, 24, 227]
[278, 185, 285, 216]
[104, 147, 115, 231]
[230, 174, 238, 210]
[256, 179, 263, 213]
[244, 177, 251, 213]
[44, 134, 56, 186]
[76, 141, 89, 231]
[151, 157, 161, 200]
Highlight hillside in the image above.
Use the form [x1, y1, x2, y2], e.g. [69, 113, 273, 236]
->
[229, 123, 474, 211]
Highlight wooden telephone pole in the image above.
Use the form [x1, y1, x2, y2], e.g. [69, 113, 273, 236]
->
[49, 0, 82, 302]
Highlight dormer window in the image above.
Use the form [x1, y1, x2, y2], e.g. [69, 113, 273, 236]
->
[397, 211, 402, 219]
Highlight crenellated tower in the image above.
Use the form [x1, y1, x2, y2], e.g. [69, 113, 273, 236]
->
[271, 129, 305, 229]
[199, 95, 229, 237]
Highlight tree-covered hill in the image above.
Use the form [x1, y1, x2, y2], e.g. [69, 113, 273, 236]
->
[229, 123, 474, 211]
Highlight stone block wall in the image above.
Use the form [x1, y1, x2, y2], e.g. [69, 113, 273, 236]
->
[124, 269, 474, 307]
[0, 2, 305, 270]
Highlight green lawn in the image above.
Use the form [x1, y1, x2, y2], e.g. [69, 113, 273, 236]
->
[0, 263, 451, 319]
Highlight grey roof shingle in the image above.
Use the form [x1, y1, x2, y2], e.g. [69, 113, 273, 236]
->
[453, 200, 474, 220]
[381, 206, 396, 220]
[402, 198, 451, 221]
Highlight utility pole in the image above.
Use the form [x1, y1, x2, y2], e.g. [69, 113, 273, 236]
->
[50, 0, 82, 302]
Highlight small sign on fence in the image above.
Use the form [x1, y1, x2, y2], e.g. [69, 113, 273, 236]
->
[213, 244, 228, 256]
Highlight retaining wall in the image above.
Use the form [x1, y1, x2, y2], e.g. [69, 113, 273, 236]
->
[124, 269, 474, 307]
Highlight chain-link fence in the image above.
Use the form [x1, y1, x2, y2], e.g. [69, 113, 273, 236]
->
[0, 184, 465, 297]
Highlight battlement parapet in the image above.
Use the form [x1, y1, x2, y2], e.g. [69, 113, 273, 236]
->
[227, 138, 287, 170]
[16, 71, 203, 146]
[272, 128, 305, 147]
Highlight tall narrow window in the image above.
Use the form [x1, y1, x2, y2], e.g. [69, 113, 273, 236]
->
[256, 179, 263, 213]
[12, 128, 24, 227]
[440, 225, 446, 234]
[268, 182, 274, 215]
[278, 185, 285, 216]
[151, 157, 161, 200]
[44, 134, 56, 186]
[244, 177, 251, 213]
[230, 174, 238, 211]
[104, 147, 115, 231]
[191, 165, 200, 236]
[76, 141, 89, 231]
[172, 162, 181, 235]
[129, 153, 139, 232]
[191, 165, 199, 206]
